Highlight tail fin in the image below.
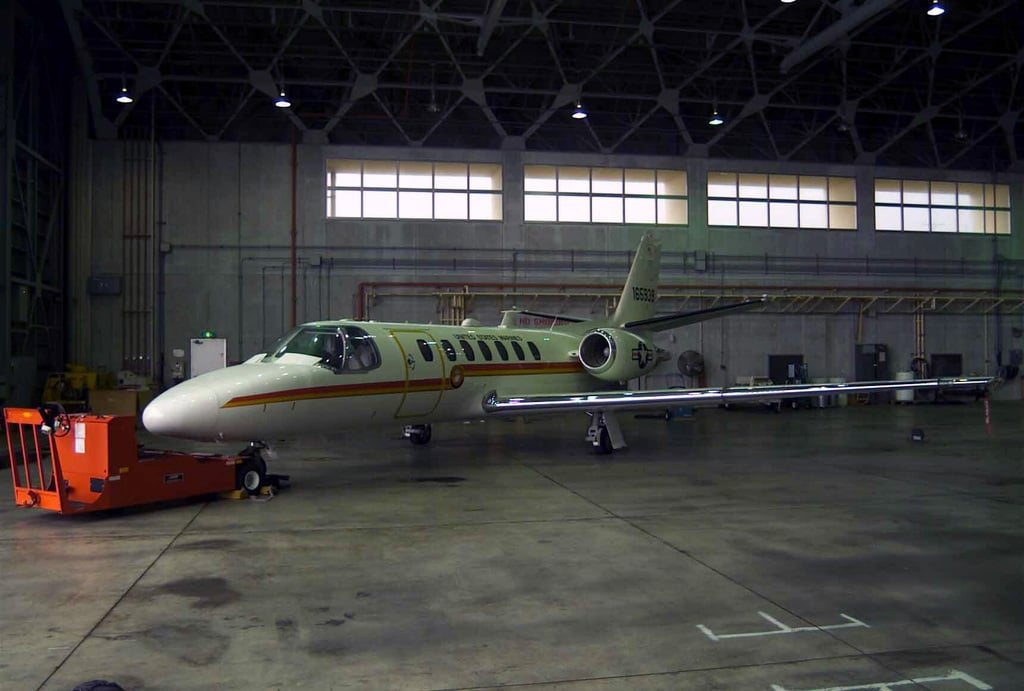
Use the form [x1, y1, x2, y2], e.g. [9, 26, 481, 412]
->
[610, 233, 660, 327]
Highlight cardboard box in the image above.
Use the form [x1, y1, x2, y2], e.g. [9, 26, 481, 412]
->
[89, 389, 138, 417]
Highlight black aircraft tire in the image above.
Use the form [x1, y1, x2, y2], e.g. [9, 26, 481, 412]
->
[236, 455, 267, 495]
[597, 427, 614, 454]
[409, 425, 432, 445]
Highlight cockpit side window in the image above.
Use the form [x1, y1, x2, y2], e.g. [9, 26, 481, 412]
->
[341, 326, 381, 372]
[458, 339, 475, 361]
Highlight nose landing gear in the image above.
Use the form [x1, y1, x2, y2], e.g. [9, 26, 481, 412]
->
[236, 443, 268, 495]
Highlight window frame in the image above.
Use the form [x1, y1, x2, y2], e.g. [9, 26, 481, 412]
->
[524, 165, 688, 226]
[707, 172, 857, 231]
[873, 178, 1011, 235]
[326, 159, 503, 221]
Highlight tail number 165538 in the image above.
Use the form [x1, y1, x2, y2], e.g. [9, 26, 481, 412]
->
[632, 286, 657, 303]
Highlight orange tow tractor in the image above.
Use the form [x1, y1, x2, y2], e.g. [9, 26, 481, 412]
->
[4, 406, 275, 514]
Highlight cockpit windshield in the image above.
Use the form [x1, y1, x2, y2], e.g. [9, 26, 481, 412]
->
[261, 325, 380, 373]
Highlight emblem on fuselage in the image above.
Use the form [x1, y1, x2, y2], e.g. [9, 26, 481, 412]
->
[631, 342, 653, 369]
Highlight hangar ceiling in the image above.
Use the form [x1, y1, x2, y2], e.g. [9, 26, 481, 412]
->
[59, 0, 1024, 171]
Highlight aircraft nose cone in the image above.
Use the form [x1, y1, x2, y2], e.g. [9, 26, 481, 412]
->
[142, 384, 221, 440]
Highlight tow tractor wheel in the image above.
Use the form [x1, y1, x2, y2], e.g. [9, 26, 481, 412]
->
[408, 424, 432, 445]
[236, 454, 267, 495]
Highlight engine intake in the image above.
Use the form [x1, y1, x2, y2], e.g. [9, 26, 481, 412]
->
[578, 328, 658, 382]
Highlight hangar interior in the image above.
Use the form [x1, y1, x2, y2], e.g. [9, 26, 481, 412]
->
[1, 1, 1023, 690]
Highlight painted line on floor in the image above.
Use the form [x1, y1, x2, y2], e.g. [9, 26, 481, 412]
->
[769, 668, 992, 691]
[697, 611, 868, 642]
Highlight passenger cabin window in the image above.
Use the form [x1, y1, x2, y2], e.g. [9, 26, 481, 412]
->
[440, 339, 457, 362]
[527, 341, 541, 360]
[416, 339, 435, 362]
[262, 325, 381, 373]
[494, 341, 509, 360]
[459, 339, 476, 361]
[511, 342, 526, 360]
[478, 341, 493, 361]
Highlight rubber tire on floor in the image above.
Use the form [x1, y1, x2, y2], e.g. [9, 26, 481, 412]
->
[73, 682, 125, 691]
[597, 427, 614, 454]
[236, 455, 267, 495]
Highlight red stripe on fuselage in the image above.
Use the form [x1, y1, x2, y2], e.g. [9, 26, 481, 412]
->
[221, 360, 585, 408]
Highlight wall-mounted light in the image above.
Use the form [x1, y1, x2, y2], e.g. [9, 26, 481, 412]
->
[571, 101, 588, 119]
[927, 0, 945, 16]
[274, 90, 291, 108]
[116, 86, 133, 104]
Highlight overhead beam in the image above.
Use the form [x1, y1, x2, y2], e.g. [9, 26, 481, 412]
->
[476, 0, 508, 56]
[779, 0, 899, 74]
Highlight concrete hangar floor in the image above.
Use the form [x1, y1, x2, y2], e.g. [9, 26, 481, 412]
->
[2, 400, 1021, 690]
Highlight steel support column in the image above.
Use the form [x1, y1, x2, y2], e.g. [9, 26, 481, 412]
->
[1, 0, 12, 403]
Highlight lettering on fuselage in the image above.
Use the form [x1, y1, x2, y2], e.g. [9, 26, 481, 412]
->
[452, 333, 524, 342]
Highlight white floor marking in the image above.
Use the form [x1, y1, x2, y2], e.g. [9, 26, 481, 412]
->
[697, 611, 869, 642]
[768, 668, 992, 691]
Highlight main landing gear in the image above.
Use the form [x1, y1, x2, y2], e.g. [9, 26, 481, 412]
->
[404, 424, 433, 446]
[585, 411, 627, 454]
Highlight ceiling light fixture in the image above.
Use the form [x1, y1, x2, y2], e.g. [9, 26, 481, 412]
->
[780, 0, 797, 4]
[116, 86, 133, 104]
[926, 0, 945, 16]
[708, 108, 724, 126]
[274, 90, 291, 108]
[954, 115, 968, 143]
[571, 101, 588, 119]
[427, 64, 441, 113]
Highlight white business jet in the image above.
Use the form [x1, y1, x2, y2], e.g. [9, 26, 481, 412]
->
[143, 234, 991, 476]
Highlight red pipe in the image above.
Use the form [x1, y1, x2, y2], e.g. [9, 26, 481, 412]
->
[290, 128, 297, 327]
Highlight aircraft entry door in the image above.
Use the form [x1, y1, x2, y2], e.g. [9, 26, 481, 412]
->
[390, 329, 444, 419]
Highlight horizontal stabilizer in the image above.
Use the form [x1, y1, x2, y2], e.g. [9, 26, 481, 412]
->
[624, 297, 768, 332]
[483, 377, 993, 415]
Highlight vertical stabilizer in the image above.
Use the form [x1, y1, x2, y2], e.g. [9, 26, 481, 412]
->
[610, 233, 660, 326]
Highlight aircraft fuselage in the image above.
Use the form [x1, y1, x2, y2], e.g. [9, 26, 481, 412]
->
[143, 319, 606, 442]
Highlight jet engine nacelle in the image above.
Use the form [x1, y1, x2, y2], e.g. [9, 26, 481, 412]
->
[578, 328, 658, 382]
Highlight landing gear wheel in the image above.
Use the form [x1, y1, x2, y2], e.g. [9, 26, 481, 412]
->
[406, 424, 432, 446]
[235, 454, 267, 495]
[597, 427, 614, 455]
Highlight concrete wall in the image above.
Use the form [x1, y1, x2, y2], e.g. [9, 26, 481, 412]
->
[75, 140, 1024, 397]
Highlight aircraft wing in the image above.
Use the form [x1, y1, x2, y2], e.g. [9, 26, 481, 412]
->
[482, 377, 993, 415]
[623, 297, 767, 331]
